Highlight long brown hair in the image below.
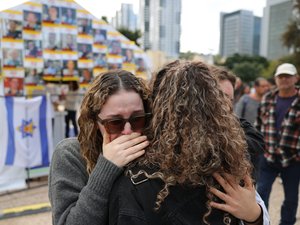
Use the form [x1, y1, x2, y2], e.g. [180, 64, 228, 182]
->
[138, 61, 251, 214]
[78, 70, 150, 173]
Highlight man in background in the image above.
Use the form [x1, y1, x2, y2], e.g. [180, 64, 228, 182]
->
[235, 77, 270, 125]
[255, 63, 300, 225]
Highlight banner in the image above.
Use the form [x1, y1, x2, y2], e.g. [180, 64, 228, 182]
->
[0, 95, 54, 168]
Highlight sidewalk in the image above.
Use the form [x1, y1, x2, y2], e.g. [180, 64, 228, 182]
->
[0, 177, 299, 225]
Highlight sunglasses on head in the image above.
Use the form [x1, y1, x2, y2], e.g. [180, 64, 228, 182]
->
[98, 113, 151, 134]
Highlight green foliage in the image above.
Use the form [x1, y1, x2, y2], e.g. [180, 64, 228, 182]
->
[223, 53, 269, 70]
[261, 60, 279, 78]
[101, 16, 108, 23]
[220, 54, 269, 82]
[117, 27, 142, 47]
[213, 54, 225, 65]
[232, 62, 263, 83]
[179, 51, 196, 60]
[281, 0, 300, 72]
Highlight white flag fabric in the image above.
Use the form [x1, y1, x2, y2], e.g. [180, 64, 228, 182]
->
[0, 96, 54, 168]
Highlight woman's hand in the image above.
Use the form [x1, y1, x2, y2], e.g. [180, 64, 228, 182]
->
[209, 173, 262, 223]
[102, 131, 149, 167]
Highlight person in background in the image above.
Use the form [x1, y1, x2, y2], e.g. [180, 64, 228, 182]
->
[108, 61, 268, 225]
[211, 66, 265, 181]
[64, 81, 80, 138]
[255, 63, 300, 225]
[235, 77, 270, 125]
[234, 77, 247, 105]
[49, 70, 150, 225]
[267, 77, 277, 90]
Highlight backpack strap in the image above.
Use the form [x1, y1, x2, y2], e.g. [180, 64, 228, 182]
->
[128, 169, 163, 225]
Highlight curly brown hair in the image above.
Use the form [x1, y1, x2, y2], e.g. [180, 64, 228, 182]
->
[138, 61, 251, 216]
[78, 70, 150, 173]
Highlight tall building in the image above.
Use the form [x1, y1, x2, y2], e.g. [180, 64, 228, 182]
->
[140, 0, 181, 59]
[112, 3, 137, 31]
[260, 0, 293, 59]
[253, 16, 262, 56]
[219, 10, 261, 57]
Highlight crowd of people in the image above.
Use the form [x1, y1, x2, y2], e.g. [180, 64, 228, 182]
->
[47, 60, 300, 225]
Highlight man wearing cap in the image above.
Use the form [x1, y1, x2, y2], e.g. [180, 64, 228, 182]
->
[255, 63, 300, 225]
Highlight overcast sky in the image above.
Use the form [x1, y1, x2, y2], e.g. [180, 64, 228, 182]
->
[0, 0, 267, 54]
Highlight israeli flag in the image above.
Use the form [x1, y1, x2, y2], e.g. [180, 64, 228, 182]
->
[0, 96, 54, 168]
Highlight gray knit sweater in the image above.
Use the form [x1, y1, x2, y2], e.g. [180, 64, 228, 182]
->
[49, 138, 123, 225]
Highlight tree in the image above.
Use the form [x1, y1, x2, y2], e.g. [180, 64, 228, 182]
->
[179, 51, 196, 60]
[223, 53, 269, 70]
[282, 0, 300, 53]
[281, 0, 300, 73]
[101, 16, 108, 24]
[232, 62, 263, 83]
[221, 54, 269, 82]
[117, 27, 142, 47]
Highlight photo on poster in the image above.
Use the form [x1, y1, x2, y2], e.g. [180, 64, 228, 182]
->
[79, 68, 92, 84]
[3, 48, 23, 67]
[61, 7, 76, 25]
[25, 68, 43, 84]
[135, 58, 146, 72]
[2, 19, 22, 39]
[44, 60, 61, 76]
[78, 43, 92, 59]
[61, 33, 77, 51]
[93, 29, 107, 45]
[122, 48, 134, 63]
[93, 53, 107, 68]
[108, 63, 122, 70]
[42, 4, 60, 24]
[77, 18, 92, 35]
[23, 11, 42, 31]
[25, 40, 42, 58]
[108, 40, 122, 55]
[43, 31, 61, 50]
[4, 77, 24, 96]
[62, 60, 79, 76]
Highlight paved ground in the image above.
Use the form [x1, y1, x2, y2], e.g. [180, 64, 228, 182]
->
[0, 177, 299, 225]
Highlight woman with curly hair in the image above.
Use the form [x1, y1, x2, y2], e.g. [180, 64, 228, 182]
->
[108, 61, 267, 225]
[49, 70, 151, 225]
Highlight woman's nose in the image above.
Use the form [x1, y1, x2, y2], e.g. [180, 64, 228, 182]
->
[121, 121, 133, 135]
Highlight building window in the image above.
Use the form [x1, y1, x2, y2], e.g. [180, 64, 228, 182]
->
[145, 21, 149, 32]
[160, 25, 166, 38]
[176, 41, 180, 53]
[176, 12, 181, 24]
[145, 0, 149, 6]
[160, 0, 166, 7]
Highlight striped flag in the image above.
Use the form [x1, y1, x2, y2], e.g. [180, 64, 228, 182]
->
[0, 96, 54, 168]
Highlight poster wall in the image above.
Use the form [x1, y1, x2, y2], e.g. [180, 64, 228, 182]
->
[0, 0, 150, 96]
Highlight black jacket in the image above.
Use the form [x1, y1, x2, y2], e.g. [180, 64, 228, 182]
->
[240, 118, 265, 180]
[108, 119, 264, 225]
[109, 172, 239, 225]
